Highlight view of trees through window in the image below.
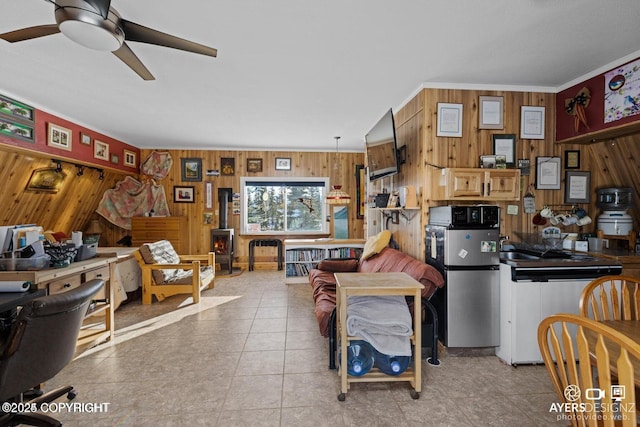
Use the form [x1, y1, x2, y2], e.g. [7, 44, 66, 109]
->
[243, 179, 328, 234]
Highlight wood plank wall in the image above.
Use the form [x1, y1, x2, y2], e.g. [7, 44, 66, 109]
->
[138, 149, 365, 265]
[2, 97, 638, 266]
[387, 87, 621, 260]
[0, 147, 132, 245]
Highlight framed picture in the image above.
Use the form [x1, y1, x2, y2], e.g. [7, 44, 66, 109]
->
[221, 157, 235, 175]
[480, 155, 496, 169]
[0, 116, 34, 143]
[25, 167, 66, 193]
[93, 140, 109, 160]
[174, 185, 195, 203]
[275, 157, 291, 171]
[80, 133, 92, 145]
[436, 103, 463, 137]
[492, 134, 516, 167]
[564, 150, 580, 169]
[110, 154, 119, 164]
[479, 96, 504, 129]
[520, 106, 545, 139]
[247, 158, 263, 172]
[0, 94, 34, 123]
[47, 123, 72, 151]
[181, 158, 202, 181]
[123, 150, 136, 167]
[565, 171, 591, 204]
[518, 158, 531, 176]
[535, 156, 561, 190]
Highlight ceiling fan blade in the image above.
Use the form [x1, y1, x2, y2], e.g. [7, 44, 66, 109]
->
[113, 42, 155, 80]
[120, 19, 217, 57]
[83, 0, 111, 20]
[0, 25, 60, 43]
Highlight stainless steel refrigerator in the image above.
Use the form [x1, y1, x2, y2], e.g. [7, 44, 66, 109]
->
[426, 206, 500, 348]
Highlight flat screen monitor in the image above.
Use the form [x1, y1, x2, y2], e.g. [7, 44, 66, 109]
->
[365, 108, 399, 181]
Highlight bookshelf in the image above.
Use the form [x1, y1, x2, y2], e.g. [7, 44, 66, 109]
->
[284, 239, 365, 284]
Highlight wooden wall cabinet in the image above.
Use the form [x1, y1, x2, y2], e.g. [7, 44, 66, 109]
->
[131, 216, 189, 253]
[431, 168, 520, 201]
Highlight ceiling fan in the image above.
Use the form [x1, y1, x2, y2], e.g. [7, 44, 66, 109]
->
[0, 0, 218, 80]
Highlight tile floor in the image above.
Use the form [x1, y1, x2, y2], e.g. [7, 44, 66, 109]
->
[44, 270, 561, 426]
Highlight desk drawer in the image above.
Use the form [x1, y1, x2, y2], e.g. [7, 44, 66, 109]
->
[83, 266, 109, 300]
[48, 276, 82, 295]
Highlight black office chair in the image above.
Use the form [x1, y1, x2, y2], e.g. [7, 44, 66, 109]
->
[0, 279, 105, 427]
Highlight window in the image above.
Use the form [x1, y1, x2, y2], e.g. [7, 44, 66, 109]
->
[241, 177, 329, 235]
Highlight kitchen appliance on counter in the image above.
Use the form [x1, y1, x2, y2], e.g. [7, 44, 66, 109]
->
[596, 187, 634, 236]
[425, 205, 500, 348]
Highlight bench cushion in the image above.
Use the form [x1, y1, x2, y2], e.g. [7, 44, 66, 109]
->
[139, 240, 186, 284]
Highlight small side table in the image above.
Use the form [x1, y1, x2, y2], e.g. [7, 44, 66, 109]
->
[248, 239, 283, 271]
[334, 272, 423, 401]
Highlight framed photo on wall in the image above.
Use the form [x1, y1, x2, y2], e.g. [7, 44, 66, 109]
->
[275, 157, 291, 170]
[565, 171, 590, 203]
[181, 158, 202, 181]
[520, 106, 545, 139]
[93, 140, 109, 160]
[221, 157, 235, 175]
[47, 123, 72, 151]
[247, 158, 263, 172]
[564, 150, 580, 169]
[436, 103, 463, 137]
[535, 156, 561, 189]
[174, 185, 195, 203]
[123, 150, 136, 167]
[479, 96, 504, 129]
[492, 134, 516, 167]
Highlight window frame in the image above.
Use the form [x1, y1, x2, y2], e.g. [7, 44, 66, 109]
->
[240, 176, 330, 235]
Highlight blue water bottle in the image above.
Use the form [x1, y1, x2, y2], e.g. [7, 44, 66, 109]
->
[374, 349, 411, 376]
[345, 340, 375, 376]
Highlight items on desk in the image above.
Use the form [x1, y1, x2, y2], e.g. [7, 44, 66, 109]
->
[0, 281, 30, 292]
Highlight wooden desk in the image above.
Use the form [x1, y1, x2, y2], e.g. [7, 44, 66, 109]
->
[334, 272, 423, 401]
[0, 256, 117, 347]
[585, 320, 640, 387]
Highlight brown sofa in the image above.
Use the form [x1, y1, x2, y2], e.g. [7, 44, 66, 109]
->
[309, 246, 445, 367]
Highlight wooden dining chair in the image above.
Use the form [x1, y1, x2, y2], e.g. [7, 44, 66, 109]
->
[538, 313, 639, 427]
[579, 275, 640, 321]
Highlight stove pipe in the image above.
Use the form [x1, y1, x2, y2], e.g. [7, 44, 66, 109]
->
[218, 188, 232, 229]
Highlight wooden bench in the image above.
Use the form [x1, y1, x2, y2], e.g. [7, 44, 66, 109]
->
[132, 240, 215, 304]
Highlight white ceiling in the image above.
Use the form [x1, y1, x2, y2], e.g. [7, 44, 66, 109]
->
[1, 0, 640, 153]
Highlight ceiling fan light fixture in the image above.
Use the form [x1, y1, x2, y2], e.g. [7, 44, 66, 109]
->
[59, 20, 122, 51]
[55, 3, 124, 51]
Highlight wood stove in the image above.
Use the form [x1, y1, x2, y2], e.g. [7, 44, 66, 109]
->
[211, 228, 234, 274]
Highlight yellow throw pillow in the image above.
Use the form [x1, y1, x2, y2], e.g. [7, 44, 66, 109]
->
[361, 230, 392, 260]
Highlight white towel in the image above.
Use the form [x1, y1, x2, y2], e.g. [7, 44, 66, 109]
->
[346, 295, 413, 356]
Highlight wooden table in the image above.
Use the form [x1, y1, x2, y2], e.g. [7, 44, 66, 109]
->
[0, 256, 117, 347]
[334, 272, 423, 401]
[584, 320, 640, 387]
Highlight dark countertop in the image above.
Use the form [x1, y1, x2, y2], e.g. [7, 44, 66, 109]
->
[499, 249, 623, 269]
[585, 248, 640, 265]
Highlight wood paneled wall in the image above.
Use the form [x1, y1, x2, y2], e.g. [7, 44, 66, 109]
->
[588, 135, 640, 230]
[388, 88, 605, 260]
[139, 149, 365, 264]
[0, 147, 132, 244]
